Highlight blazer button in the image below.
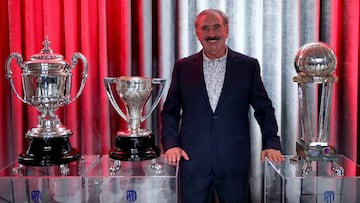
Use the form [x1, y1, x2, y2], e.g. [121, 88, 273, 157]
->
[212, 115, 219, 119]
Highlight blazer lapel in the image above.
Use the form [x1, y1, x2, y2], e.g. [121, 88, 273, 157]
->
[193, 51, 213, 112]
[215, 49, 235, 113]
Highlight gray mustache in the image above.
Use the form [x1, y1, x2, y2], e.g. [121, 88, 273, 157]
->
[206, 37, 220, 41]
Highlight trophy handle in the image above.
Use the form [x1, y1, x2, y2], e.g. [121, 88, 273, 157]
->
[104, 77, 128, 121]
[69, 52, 89, 103]
[141, 78, 166, 122]
[5, 53, 30, 105]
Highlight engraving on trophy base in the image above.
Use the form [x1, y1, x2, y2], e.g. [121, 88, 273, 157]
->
[109, 132, 160, 161]
[18, 136, 81, 166]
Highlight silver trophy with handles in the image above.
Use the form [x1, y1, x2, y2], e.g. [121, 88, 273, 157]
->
[5, 37, 88, 167]
[104, 76, 166, 162]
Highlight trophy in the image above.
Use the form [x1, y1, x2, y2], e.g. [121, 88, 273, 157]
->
[292, 42, 343, 175]
[5, 37, 88, 167]
[104, 76, 166, 163]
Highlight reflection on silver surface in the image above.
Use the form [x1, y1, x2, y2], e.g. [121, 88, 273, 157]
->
[104, 76, 166, 161]
[293, 42, 338, 165]
[294, 42, 336, 77]
[104, 76, 166, 137]
[5, 37, 88, 166]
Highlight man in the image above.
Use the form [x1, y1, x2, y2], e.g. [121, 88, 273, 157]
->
[161, 9, 284, 202]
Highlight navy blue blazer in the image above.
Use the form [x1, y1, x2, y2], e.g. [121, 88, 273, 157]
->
[161, 48, 281, 177]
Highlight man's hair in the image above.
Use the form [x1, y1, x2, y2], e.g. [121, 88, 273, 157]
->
[193, 9, 229, 28]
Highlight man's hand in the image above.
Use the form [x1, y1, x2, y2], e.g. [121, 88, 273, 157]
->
[261, 149, 284, 162]
[164, 147, 189, 165]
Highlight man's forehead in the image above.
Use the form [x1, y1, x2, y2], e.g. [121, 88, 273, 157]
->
[198, 13, 223, 25]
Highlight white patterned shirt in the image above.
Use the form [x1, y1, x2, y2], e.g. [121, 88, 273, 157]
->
[203, 48, 228, 112]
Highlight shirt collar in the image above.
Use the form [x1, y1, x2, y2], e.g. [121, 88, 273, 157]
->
[203, 47, 228, 62]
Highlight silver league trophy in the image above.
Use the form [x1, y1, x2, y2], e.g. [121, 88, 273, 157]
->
[104, 76, 166, 162]
[292, 42, 343, 175]
[5, 37, 88, 167]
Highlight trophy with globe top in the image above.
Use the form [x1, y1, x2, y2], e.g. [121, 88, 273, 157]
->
[292, 42, 343, 176]
[104, 76, 166, 173]
[5, 37, 88, 174]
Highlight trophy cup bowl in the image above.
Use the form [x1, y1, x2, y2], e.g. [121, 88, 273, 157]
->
[5, 37, 88, 166]
[104, 76, 166, 161]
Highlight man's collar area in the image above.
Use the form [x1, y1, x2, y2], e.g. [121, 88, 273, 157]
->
[202, 47, 228, 62]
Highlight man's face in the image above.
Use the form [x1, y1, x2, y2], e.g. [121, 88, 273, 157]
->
[196, 12, 229, 59]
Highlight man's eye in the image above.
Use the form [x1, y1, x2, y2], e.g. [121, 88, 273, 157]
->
[201, 26, 209, 32]
[214, 25, 221, 30]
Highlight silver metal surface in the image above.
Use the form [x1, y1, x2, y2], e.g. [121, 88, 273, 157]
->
[293, 42, 338, 167]
[5, 37, 88, 138]
[293, 42, 337, 148]
[104, 76, 166, 136]
[294, 42, 337, 79]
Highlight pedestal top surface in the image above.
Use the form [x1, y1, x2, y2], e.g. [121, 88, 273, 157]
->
[85, 155, 178, 178]
[266, 154, 360, 178]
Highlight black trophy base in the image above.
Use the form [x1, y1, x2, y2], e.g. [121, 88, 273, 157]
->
[109, 133, 160, 161]
[18, 136, 81, 166]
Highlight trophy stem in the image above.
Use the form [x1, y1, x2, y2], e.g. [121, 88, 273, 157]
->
[128, 117, 141, 133]
[37, 109, 61, 129]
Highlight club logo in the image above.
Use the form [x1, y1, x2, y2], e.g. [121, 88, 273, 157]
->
[126, 190, 137, 202]
[31, 190, 41, 203]
[324, 191, 334, 203]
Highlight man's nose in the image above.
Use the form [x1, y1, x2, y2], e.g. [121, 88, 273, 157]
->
[207, 28, 217, 36]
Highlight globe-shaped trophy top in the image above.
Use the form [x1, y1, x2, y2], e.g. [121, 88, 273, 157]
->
[294, 42, 337, 77]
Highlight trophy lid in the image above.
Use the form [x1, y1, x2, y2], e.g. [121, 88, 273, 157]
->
[26, 36, 66, 67]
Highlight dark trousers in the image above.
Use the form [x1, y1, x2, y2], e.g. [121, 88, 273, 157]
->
[179, 172, 249, 203]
